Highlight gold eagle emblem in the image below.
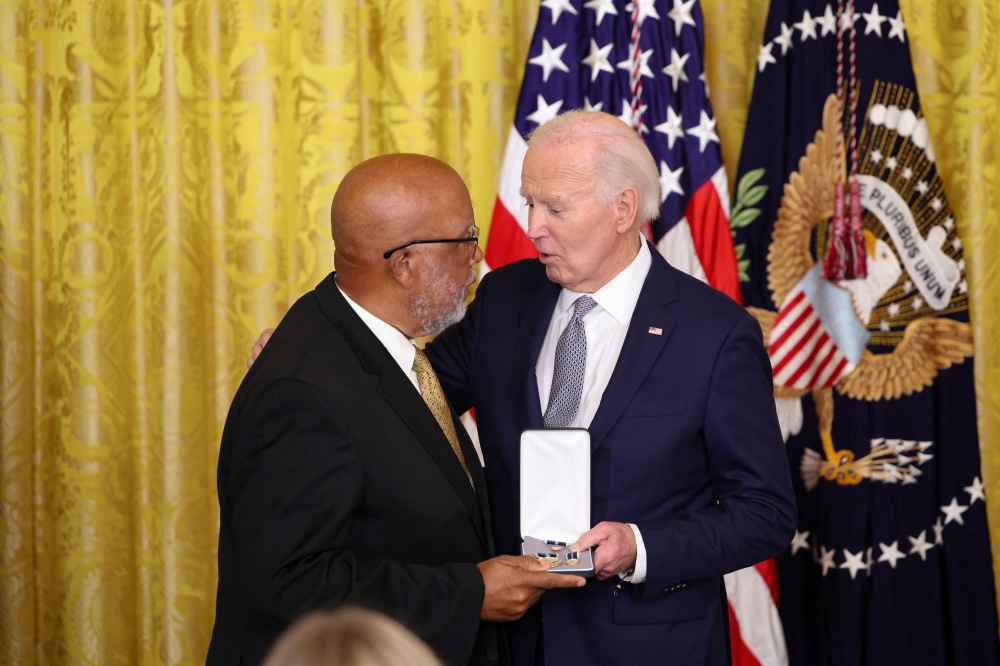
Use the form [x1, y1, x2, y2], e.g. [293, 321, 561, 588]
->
[747, 88, 973, 488]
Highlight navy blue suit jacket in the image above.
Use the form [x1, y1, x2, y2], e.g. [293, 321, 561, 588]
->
[426, 244, 797, 666]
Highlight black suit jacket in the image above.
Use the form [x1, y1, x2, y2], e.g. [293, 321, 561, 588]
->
[207, 274, 505, 666]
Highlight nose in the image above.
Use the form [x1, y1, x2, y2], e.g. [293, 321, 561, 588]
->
[526, 208, 547, 240]
[471, 243, 484, 264]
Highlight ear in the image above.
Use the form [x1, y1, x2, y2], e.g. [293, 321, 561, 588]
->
[614, 186, 640, 234]
[387, 249, 420, 290]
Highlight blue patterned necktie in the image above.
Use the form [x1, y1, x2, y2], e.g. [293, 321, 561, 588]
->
[543, 296, 598, 428]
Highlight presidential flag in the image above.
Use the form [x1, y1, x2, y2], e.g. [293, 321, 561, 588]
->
[734, 0, 999, 663]
[479, 2, 786, 665]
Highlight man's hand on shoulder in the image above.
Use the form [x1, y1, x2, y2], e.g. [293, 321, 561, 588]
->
[247, 328, 275, 368]
[570, 522, 637, 581]
[477, 555, 585, 622]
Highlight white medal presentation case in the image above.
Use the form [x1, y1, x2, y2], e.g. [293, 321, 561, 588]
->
[520, 428, 595, 577]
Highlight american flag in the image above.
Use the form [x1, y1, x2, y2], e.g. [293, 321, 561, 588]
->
[480, 1, 785, 664]
[484, 0, 740, 305]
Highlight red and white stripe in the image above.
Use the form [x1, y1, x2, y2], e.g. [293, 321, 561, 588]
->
[726, 561, 788, 666]
[483, 130, 534, 274]
[769, 285, 853, 389]
[655, 165, 741, 303]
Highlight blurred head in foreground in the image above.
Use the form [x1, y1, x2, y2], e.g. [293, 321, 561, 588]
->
[262, 608, 442, 666]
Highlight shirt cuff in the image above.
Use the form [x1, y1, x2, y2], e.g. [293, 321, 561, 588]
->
[619, 523, 647, 584]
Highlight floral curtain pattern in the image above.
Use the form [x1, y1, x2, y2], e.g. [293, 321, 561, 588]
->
[0, 0, 996, 663]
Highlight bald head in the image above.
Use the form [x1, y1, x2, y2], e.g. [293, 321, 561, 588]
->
[330, 154, 482, 339]
[331, 154, 471, 269]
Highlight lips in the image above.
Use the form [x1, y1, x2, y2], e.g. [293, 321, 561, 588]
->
[538, 252, 558, 264]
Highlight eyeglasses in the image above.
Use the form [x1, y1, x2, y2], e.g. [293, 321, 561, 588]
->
[382, 224, 480, 259]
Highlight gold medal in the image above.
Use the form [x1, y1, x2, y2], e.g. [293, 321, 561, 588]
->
[550, 545, 563, 552]
[565, 552, 580, 565]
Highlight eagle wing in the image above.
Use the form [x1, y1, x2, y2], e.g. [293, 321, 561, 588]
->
[767, 93, 842, 308]
[836, 317, 974, 401]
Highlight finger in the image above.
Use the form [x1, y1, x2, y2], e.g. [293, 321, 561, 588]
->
[570, 525, 608, 552]
[511, 555, 550, 571]
[538, 573, 587, 589]
[521, 570, 585, 589]
[246, 356, 254, 369]
[261, 328, 274, 342]
[591, 540, 622, 570]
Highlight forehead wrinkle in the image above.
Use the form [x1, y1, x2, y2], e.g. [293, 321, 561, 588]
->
[523, 164, 597, 199]
[550, 162, 598, 184]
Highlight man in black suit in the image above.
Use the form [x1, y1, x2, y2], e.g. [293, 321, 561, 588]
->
[207, 155, 584, 666]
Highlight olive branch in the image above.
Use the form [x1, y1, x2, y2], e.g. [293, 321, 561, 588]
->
[730, 168, 768, 283]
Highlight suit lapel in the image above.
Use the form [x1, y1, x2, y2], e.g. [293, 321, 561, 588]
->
[513, 269, 561, 429]
[588, 245, 680, 453]
[375, 373, 488, 548]
[315, 274, 489, 550]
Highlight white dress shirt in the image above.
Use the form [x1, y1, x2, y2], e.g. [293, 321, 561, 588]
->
[338, 283, 420, 392]
[535, 241, 652, 583]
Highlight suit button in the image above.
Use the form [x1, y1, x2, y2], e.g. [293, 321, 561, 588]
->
[487, 647, 499, 661]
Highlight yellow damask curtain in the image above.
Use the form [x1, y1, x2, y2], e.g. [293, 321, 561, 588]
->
[0, 1, 996, 664]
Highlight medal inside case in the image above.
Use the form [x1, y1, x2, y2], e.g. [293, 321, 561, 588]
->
[519, 429, 595, 577]
[522, 535, 594, 574]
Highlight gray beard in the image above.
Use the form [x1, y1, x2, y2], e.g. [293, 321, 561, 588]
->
[411, 260, 469, 336]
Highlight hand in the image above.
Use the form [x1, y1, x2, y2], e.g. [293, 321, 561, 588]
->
[477, 555, 585, 622]
[247, 328, 275, 369]
[570, 522, 637, 581]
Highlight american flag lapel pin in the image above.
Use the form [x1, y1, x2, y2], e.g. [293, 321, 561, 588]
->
[648, 327, 662, 335]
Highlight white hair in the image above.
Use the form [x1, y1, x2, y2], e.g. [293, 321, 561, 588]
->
[526, 110, 661, 224]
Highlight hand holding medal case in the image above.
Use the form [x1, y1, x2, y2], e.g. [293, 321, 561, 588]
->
[520, 429, 595, 576]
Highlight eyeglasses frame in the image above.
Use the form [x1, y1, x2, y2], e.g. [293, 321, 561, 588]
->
[382, 225, 480, 260]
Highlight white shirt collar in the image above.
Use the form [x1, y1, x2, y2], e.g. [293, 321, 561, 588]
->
[555, 240, 652, 326]
[337, 281, 417, 377]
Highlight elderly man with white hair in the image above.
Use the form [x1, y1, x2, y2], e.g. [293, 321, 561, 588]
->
[249, 110, 796, 666]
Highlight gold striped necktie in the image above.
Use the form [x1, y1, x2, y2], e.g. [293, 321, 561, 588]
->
[412, 347, 471, 479]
